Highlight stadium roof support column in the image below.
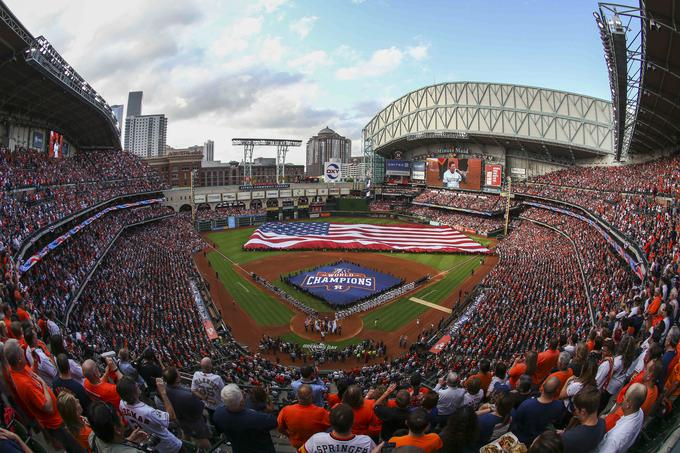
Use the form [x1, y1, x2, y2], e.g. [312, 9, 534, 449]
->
[276, 143, 288, 183]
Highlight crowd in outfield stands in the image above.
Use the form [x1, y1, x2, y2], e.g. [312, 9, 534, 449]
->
[195, 206, 266, 220]
[414, 190, 517, 212]
[407, 206, 505, 234]
[0, 148, 680, 451]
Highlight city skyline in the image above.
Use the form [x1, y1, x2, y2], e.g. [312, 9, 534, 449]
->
[8, 0, 615, 164]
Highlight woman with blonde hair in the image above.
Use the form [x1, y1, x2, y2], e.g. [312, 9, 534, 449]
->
[57, 392, 92, 452]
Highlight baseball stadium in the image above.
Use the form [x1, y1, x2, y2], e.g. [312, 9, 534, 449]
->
[0, 0, 679, 452]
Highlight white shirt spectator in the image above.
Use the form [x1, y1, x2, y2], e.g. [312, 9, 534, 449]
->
[303, 432, 375, 453]
[191, 370, 225, 410]
[25, 346, 57, 386]
[119, 400, 182, 453]
[596, 408, 644, 453]
[434, 384, 465, 416]
[464, 389, 484, 410]
[47, 319, 61, 336]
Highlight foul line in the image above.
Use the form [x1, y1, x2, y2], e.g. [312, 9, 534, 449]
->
[409, 297, 452, 313]
[237, 282, 250, 293]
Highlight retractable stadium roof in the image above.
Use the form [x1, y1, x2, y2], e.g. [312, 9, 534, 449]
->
[0, 1, 120, 150]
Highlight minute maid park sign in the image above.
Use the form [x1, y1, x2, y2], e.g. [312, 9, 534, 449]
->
[302, 267, 376, 292]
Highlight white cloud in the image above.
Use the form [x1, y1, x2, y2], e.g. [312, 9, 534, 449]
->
[252, 0, 289, 13]
[336, 47, 404, 80]
[211, 16, 263, 56]
[259, 37, 286, 62]
[407, 44, 430, 61]
[289, 50, 331, 74]
[290, 16, 318, 39]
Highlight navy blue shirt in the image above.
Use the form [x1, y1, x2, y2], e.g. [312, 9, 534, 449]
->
[510, 398, 564, 445]
[52, 376, 91, 411]
[561, 419, 606, 453]
[212, 407, 277, 453]
[477, 412, 503, 447]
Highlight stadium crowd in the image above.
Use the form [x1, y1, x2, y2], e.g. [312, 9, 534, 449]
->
[0, 146, 679, 452]
[0, 147, 164, 254]
[407, 206, 505, 234]
[414, 190, 516, 212]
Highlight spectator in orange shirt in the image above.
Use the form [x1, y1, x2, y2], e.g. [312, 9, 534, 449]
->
[509, 351, 538, 389]
[342, 385, 381, 439]
[278, 384, 329, 448]
[466, 359, 493, 398]
[536, 337, 560, 383]
[82, 358, 123, 407]
[15, 301, 30, 323]
[57, 392, 93, 452]
[647, 288, 662, 315]
[389, 409, 443, 453]
[545, 351, 573, 395]
[4, 339, 85, 452]
[326, 378, 348, 408]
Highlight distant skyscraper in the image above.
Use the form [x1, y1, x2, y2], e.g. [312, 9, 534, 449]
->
[126, 91, 143, 117]
[204, 140, 214, 161]
[306, 126, 351, 177]
[111, 105, 124, 136]
[124, 114, 167, 158]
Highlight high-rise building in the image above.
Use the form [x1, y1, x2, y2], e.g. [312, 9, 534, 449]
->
[126, 91, 143, 117]
[204, 140, 214, 161]
[305, 127, 351, 177]
[124, 114, 167, 158]
[341, 156, 367, 181]
[111, 105, 124, 136]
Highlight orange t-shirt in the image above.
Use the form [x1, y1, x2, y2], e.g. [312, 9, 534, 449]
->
[466, 372, 493, 396]
[333, 400, 381, 437]
[84, 379, 121, 407]
[4, 318, 13, 338]
[9, 367, 63, 429]
[16, 308, 30, 323]
[647, 296, 662, 315]
[327, 393, 341, 407]
[389, 433, 443, 453]
[536, 349, 560, 383]
[508, 363, 526, 389]
[278, 403, 329, 448]
[77, 419, 93, 453]
[545, 369, 574, 395]
[665, 362, 680, 397]
[640, 384, 658, 416]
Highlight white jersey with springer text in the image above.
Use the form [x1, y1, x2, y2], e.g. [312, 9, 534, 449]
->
[301, 432, 376, 453]
[191, 371, 225, 410]
[119, 400, 182, 453]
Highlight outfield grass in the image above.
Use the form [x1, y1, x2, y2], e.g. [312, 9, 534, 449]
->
[361, 255, 482, 331]
[207, 251, 293, 326]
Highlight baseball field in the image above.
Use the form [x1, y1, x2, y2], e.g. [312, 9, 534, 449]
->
[201, 217, 494, 349]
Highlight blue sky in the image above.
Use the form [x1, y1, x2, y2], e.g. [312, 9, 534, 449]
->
[9, 0, 615, 163]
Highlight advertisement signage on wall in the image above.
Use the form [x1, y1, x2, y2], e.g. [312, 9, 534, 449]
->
[206, 194, 222, 203]
[426, 158, 482, 190]
[237, 192, 251, 200]
[329, 188, 340, 195]
[306, 188, 318, 196]
[33, 131, 44, 150]
[324, 162, 341, 182]
[252, 191, 265, 199]
[318, 188, 328, 195]
[279, 189, 292, 197]
[293, 189, 305, 197]
[385, 159, 411, 176]
[266, 190, 279, 198]
[484, 164, 503, 187]
[193, 195, 207, 203]
[411, 161, 426, 180]
[222, 193, 237, 201]
[340, 188, 350, 195]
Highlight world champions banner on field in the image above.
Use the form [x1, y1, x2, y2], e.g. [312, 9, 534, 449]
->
[286, 261, 402, 306]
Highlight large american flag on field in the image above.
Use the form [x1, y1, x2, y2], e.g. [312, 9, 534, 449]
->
[243, 222, 490, 253]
